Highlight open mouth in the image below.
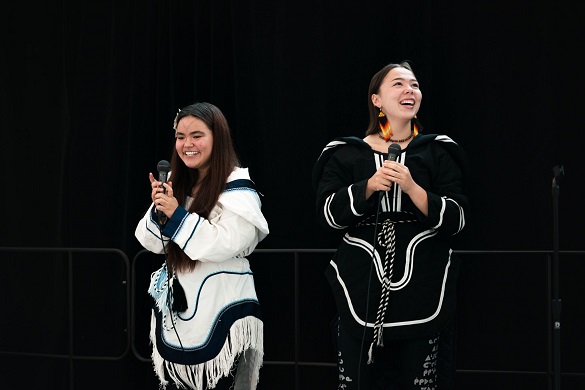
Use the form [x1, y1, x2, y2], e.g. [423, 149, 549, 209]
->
[400, 99, 415, 106]
[185, 151, 200, 156]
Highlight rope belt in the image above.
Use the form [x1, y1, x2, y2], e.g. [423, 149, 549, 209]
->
[368, 219, 395, 363]
[356, 213, 417, 364]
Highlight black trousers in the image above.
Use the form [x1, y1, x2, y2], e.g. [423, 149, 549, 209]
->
[335, 317, 439, 390]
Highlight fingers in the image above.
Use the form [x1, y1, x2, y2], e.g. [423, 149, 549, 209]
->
[150, 173, 163, 202]
[376, 181, 392, 192]
[153, 182, 175, 204]
[162, 182, 173, 195]
[154, 192, 179, 219]
[155, 197, 167, 210]
[149, 173, 177, 209]
[371, 169, 392, 192]
[382, 161, 411, 181]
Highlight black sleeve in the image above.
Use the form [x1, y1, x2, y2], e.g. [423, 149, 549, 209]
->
[419, 142, 468, 236]
[313, 147, 377, 231]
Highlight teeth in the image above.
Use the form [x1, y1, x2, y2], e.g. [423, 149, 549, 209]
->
[400, 100, 414, 106]
[185, 151, 199, 156]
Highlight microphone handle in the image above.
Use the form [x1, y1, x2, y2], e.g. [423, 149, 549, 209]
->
[157, 172, 168, 223]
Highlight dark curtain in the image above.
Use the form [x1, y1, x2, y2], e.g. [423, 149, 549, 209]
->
[1, 0, 584, 389]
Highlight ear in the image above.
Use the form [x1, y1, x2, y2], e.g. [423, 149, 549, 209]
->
[371, 93, 380, 108]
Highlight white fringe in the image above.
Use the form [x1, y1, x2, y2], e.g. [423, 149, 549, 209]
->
[150, 312, 264, 390]
[150, 313, 169, 388]
[367, 340, 375, 364]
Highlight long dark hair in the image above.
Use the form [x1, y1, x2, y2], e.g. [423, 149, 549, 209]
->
[365, 61, 423, 136]
[167, 102, 239, 272]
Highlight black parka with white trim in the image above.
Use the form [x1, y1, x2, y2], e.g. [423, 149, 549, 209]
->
[312, 134, 468, 341]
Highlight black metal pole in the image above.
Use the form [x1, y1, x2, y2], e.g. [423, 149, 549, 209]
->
[551, 165, 563, 390]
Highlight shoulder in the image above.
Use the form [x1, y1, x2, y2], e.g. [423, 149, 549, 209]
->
[312, 136, 371, 190]
[315, 136, 372, 168]
[317, 136, 369, 158]
[221, 167, 269, 235]
[225, 167, 258, 192]
[411, 133, 458, 146]
[412, 133, 468, 180]
[227, 166, 251, 181]
[411, 133, 464, 155]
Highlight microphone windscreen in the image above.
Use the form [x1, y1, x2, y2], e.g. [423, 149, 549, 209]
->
[387, 143, 402, 161]
[157, 160, 171, 173]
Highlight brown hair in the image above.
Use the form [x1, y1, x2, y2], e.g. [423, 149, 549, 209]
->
[365, 61, 423, 136]
[167, 102, 239, 271]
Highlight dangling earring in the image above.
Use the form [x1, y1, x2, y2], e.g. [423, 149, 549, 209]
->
[413, 114, 419, 137]
[378, 108, 393, 141]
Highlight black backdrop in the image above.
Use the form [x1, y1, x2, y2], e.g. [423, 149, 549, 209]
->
[1, 0, 584, 389]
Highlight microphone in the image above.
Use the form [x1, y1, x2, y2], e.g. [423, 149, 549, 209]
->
[156, 160, 171, 223]
[387, 143, 401, 161]
[379, 144, 402, 197]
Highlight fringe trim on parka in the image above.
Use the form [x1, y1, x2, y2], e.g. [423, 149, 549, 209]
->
[150, 312, 264, 390]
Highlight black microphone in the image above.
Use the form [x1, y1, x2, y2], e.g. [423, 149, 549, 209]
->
[156, 160, 171, 223]
[387, 143, 401, 161]
[379, 144, 402, 198]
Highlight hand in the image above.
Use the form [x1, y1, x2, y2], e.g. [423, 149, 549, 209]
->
[384, 161, 416, 194]
[383, 161, 428, 216]
[149, 173, 179, 218]
[366, 165, 394, 199]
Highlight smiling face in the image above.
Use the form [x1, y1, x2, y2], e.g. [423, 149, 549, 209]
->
[175, 115, 214, 176]
[372, 66, 422, 122]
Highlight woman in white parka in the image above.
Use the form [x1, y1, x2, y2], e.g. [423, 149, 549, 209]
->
[135, 102, 269, 390]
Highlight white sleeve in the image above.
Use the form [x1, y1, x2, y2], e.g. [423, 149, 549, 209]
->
[134, 204, 169, 255]
[135, 167, 269, 262]
[159, 181, 268, 262]
[160, 202, 261, 262]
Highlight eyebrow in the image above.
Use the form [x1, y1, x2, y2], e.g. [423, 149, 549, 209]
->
[391, 77, 418, 83]
[176, 129, 206, 136]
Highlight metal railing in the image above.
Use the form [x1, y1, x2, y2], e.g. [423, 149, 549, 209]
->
[0, 247, 130, 390]
[1, 247, 584, 390]
[131, 248, 585, 390]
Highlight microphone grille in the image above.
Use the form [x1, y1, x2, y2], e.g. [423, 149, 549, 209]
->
[387, 143, 402, 161]
[388, 143, 402, 154]
[157, 160, 171, 172]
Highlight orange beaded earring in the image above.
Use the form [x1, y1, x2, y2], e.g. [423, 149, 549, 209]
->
[378, 108, 393, 141]
[413, 114, 419, 137]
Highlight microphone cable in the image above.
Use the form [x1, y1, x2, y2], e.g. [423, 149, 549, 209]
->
[153, 159, 185, 351]
[357, 143, 400, 389]
[157, 204, 185, 352]
[357, 189, 384, 390]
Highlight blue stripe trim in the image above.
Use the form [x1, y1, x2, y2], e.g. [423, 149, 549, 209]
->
[225, 179, 257, 192]
[154, 300, 262, 365]
[146, 206, 170, 243]
[182, 215, 201, 250]
[172, 212, 190, 241]
[162, 206, 189, 238]
[178, 271, 255, 321]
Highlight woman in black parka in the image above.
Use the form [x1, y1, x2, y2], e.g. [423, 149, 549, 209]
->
[313, 62, 468, 390]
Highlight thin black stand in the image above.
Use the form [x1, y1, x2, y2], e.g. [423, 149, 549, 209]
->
[550, 164, 564, 390]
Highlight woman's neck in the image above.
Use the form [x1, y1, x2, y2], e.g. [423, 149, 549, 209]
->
[388, 120, 411, 137]
[197, 167, 208, 183]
